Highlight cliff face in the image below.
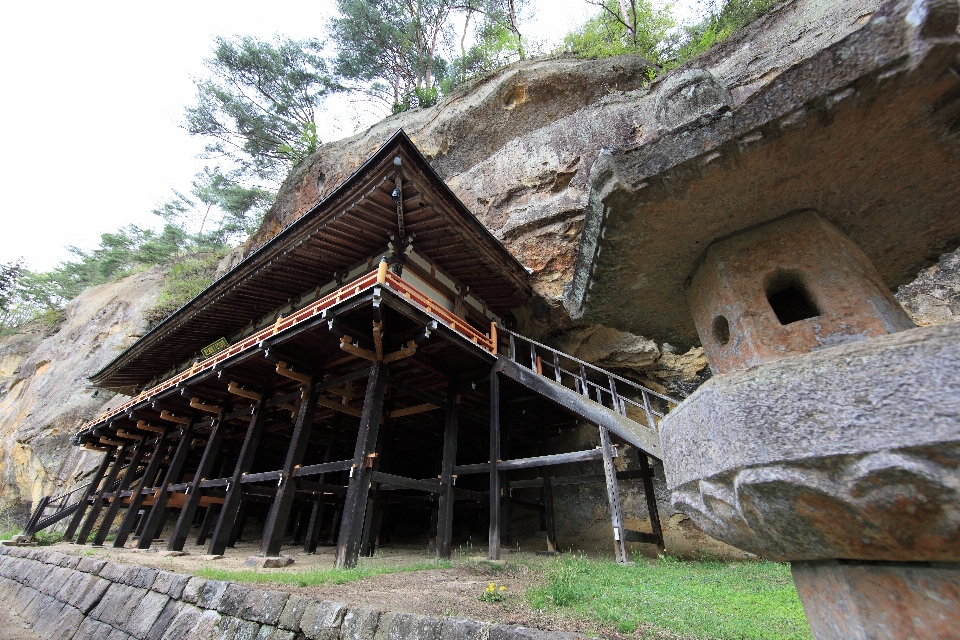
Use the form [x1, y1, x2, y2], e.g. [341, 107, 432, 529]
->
[0, 268, 163, 516]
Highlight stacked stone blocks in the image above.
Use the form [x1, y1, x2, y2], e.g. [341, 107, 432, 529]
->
[0, 547, 583, 640]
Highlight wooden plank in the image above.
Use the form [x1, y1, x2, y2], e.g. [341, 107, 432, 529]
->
[489, 370, 501, 561]
[371, 471, 442, 494]
[260, 381, 319, 557]
[335, 361, 387, 569]
[241, 470, 282, 484]
[75, 444, 130, 544]
[436, 385, 458, 559]
[63, 449, 114, 542]
[294, 460, 354, 478]
[136, 417, 201, 548]
[167, 403, 231, 552]
[494, 356, 661, 458]
[453, 448, 609, 475]
[91, 441, 148, 546]
[599, 426, 627, 564]
[208, 394, 269, 556]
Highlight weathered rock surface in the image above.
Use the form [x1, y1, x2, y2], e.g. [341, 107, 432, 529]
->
[896, 246, 960, 326]
[0, 268, 162, 514]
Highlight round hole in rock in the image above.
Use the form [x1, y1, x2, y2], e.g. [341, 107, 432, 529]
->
[712, 315, 731, 345]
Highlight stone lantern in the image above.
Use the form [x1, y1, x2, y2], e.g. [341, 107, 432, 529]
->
[563, 0, 960, 636]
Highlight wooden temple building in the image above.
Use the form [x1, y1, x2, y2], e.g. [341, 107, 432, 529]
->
[29, 131, 676, 568]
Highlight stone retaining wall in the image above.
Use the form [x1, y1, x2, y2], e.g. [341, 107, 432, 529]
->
[0, 547, 583, 640]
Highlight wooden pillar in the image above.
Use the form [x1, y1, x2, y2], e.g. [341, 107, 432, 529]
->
[167, 404, 230, 551]
[208, 394, 269, 556]
[196, 505, 219, 546]
[63, 448, 115, 542]
[91, 438, 149, 546]
[293, 507, 308, 544]
[113, 427, 176, 548]
[326, 503, 342, 545]
[539, 406, 558, 553]
[599, 426, 628, 563]
[488, 370, 501, 561]
[360, 416, 388, 558]
[228, 503, 248, 547]
[335, 361, 387, 569]
[639, 454, 665, 553]
[304, 421, 341, 553]
[436, 384, 459, 559]
[260, 381, 319, 557]
[137, 418, 200, 549]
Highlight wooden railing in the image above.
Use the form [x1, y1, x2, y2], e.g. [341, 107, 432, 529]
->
[78, 266, 498, 434]
[499, 327, 679, 431]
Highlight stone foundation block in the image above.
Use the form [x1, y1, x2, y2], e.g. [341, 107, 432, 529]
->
[184, 608, 222, 640]
[375, 612, 443, 640]
[77, 557, 108, 574]
[31, 598, 66, 637]
[159, 603, 203, 640]
[107, 628, 134, 640]
[300, 600, 347, 640]
[76, 616, 117, 639]
[277, 594, 310, 631]
[125, 590, 172, 638]
[215, 615, 262, 640]
[489, 626, 586, 640]
[46, 603, 85, 640]
[132, 566, 160, 590]
[240, 589, 289, 626]
[792, 560, 960, 640]
[146, 600, 185, 640]
[56, 553, 81, 569]
[440, 618, 489, 640]
[196, 579, 231, 610]
[182, 576, 208, 603]
[99, 561, 128, 583]
[22, 592, 54, 624]
[244, 556, 295, 569]
[341, 606, 381, 640]
[257, 627, 296, 640]
[219, 583, 255, 617]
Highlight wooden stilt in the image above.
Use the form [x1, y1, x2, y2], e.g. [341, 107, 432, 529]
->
[360, 418, 387, 558]
[63, 448, 115, 542]
[335, 361, 387, 569]
[196, 505, 219, 545]
[228, 503, 248, 547]
[436, 384, 459, 559]
[260, 381, 319, 557]
[639, 454, 665, 553]
[137, 418, 200, 549]
[539, 406, 558, 553]
[113, 428, 176, 548]
[599, 426, 628, 563]
[304, 421, 341, 553]
[91, 440, 149, 546]
[168, 404, 230, 551]
[76, 444, 131, 544]
[293, 506, 308, 544]
[326, 504, 342, 545]
[489, 369, 501, 561]
[208, 394, 269, 556]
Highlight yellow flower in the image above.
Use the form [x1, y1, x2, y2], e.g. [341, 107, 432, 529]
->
[499, 586, 506, 591]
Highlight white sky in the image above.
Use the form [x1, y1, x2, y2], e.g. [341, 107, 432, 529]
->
[0, 1, 695, 272]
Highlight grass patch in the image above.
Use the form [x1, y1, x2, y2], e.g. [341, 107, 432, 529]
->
[193, 559, 452, 588]
[528, 553, 810, 640]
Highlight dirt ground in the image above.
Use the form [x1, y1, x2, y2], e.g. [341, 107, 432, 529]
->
[48, 540, 609, 635]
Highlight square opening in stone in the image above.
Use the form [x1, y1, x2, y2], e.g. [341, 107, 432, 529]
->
[766, 273, 820, 325]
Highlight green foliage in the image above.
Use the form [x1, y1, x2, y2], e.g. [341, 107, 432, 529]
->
[672, 0, 779, 64]
[329, 0, 455, 110]
[185, 35, 340, 182]
[561, 0, 677, 64]
[194, 559, 452, 588]
[145, 251, 227, 329]
[34, 530, 63, 546]
[527, 553, 810, 639]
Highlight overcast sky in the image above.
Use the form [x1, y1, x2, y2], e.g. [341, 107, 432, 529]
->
[0, 1, 694, 272]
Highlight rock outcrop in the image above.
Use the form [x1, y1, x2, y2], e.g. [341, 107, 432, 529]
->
[0, 269, 162, 515]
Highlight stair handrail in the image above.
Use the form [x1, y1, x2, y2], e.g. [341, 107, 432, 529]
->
[497, 325, 680, 430]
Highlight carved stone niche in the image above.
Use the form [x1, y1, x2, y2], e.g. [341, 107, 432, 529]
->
[686, 211, 915, 375]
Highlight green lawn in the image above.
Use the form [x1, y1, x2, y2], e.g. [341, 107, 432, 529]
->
[193, 558, 452, 588]
[527, 554, 811, 640]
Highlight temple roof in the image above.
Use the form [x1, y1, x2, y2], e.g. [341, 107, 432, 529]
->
[91, 130, 531, 391]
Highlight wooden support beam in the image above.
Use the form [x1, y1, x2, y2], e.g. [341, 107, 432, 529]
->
[63, 448, 114, 542]
[276, 361, 311, 384]
[196, 505, 219, 546]
[335, 361, 387, 569]
[360, 410, 389, 558]
[208, 394, 270, 556]
[190, 397, 223, 414]
[639, 454, 665, 553]
[539, 404, 558, 554]
[316, 396, 362, 417]
[260, 383, 319, 557]
[167, 403, 231, 552]
[436, 385, 458, 560]
[453, 447, 613, 474]
[389, 403, 438, 419]
[137, 416, 202, 549]
[227, 381, 262, 401]
[75, 444, 131, 545]
[137, 420, 166, 434]
[382, 340, 417, 364]
[341, 336, 377, 362]
[92, 440, 148, 546]
[370, 472, 442, 494]
[599, 426, 628, 564]
[99, 437, 126, 447]
[304, 419, 342, 553]
[160, 410, 191, 425]
[113, 426, 176, 548]
[489, 369, 501, 561]
[115, 430, 143, 441]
